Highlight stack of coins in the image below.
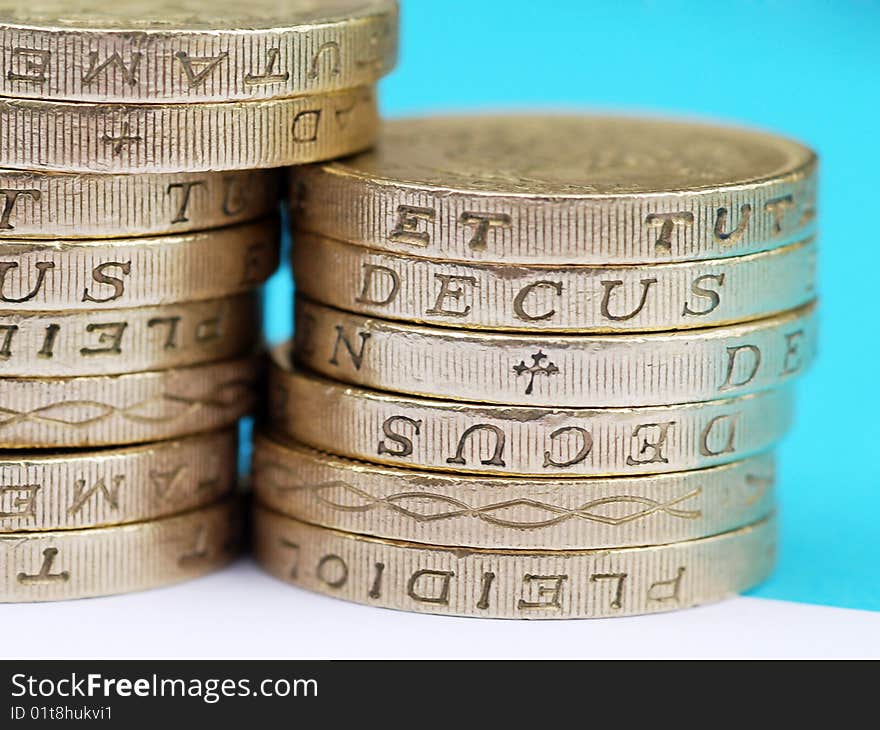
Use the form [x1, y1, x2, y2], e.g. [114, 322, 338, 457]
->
[0, 0, 398, 602]
[255, 116, 818, 619]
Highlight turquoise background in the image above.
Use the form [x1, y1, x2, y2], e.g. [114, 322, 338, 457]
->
[265, 1, 879, 611]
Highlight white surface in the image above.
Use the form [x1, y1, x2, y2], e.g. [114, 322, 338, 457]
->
[2, 558, 878, 659]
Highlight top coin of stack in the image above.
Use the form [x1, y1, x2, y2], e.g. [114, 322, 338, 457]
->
[252, 115, 818, 619]
[0, 0, 398, 172]
[0, 0, 398, 602]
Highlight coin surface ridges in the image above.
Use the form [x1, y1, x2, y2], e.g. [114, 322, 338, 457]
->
[254, 506, 777, 619]
[0, 430, 237, 531]
[292, 233, 816, 332]
[290, 115, 816, 264]
[0, 218, 279, 310]
[0, 294, 260, 377]
[1, 498, 240, 602]
[294, 296, 817, 406]
[269, 345, 795, 477]
[253, 434, 776, 549]
[0, 355, 258, 447]
[0, 87, 379, 173]
[0, 169, 280, 238]
[0, 0, 398, 103]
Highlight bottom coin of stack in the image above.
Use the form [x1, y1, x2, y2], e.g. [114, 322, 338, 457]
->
[0, 433, 243, 601]
[251, 344, 780, 619]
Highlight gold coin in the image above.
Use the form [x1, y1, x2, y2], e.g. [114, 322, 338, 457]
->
[0, 218, 278, 311]
[0, 0, 397, 103]
[292, 233, 816, 332]
[0, 430, 236, 532]
[2, 497, 240, 602]
[253, 433, 776, 550]
[0, 293, 259, 377]
[0, 169, 279, 238]
[290, 115, 817, 265]
[295, 296, 817, 406]
[269, 346, 795, 477]
[254, 506, 776, 619]
[0, 87, 378, 173]
[0, 355, 257, 448]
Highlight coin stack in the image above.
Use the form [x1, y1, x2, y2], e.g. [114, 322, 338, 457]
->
[254, 116, 819, 619]
[0, 0, 398, 602]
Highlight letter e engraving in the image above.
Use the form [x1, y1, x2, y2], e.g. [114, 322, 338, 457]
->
[626, 422, 675, 466]
[389, 205, 435, 247]
[518, 574, 567, 610]
[426, 274, 475, 317]
[7, 48, 51, 83]
[781, 330, 805, 375]
[0, 484, 40, 519]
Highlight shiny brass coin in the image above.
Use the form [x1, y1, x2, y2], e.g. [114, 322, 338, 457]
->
[0, 0, 397, 103]
[1, 497, 240, 602]
[0, 430, 236, 532]
[0, 169, 279, 238]
[290, 115, 817, 265]
[269, 345, 794, 477]
[253, 433, 776, 550]
[0, 86, 378, 173]
[293, 233, 816, 332]
[295, 296, 817, 406]
[0, 355, 257, 448]
[254, 506, 776, 619]
[0, 218, 278, 311]
[0, 293, 259, 377]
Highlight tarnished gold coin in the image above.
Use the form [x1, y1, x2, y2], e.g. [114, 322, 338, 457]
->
[295, 296, 817, 407]
[0, 169, 279, 238]
[290, 115, 816, 264]
[253, 434, 776, 550]
[0, 294, 259, 377]
[0, 430, 236, 532]
[0, 87, 378, 173]
[269, 345, 794, 477]
[0, 355, 258, 448]
[0, 218, 278, 311]
[293, 233, 816, 332]
[254, 506, 776, 619]
[0, 0, 398, 103]
[1, 497, 240, 602]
